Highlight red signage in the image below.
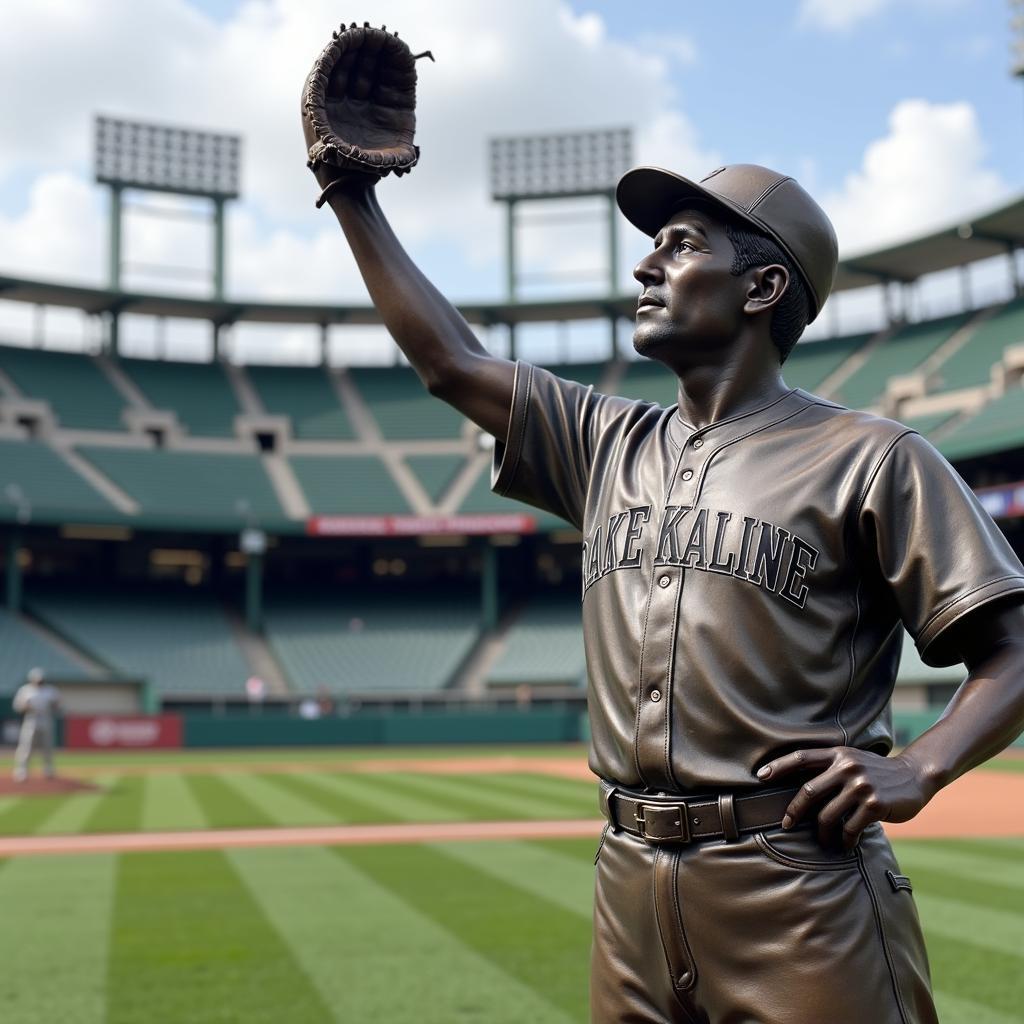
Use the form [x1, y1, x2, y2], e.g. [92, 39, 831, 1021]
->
[65, 715, 183, 750]
[306, 513, 536, 537]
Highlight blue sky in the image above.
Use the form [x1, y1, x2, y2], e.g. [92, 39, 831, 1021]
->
[0, 1, 1019, 360]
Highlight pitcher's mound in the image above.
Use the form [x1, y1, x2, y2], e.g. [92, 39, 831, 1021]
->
[0, 776, 100, 797]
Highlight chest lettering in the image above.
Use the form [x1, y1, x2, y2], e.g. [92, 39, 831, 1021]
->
[582, 504, 820, 608]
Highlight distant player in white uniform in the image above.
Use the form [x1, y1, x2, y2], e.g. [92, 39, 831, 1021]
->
[12, 667, 60, 782]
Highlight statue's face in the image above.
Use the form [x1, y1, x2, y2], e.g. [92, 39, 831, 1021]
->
[631, 204, 749, 368]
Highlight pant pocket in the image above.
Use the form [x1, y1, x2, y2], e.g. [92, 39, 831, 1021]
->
[653, 847, 697, 992]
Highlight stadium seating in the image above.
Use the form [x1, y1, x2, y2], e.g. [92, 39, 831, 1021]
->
[288, 454, 412, 514]
[26, 588, 251, 695]
[937, 385, 1024, 462]
[931, 296, 1024, 392]
[0, 439, 119, 519]
[246, 365, 356, 439]
[487, 596, 585, 688]
[78, 447, 285, 524]
[0, 608, 91, 692]
[349, 366, 466, 439]
[615, 360, 680, 407]
[0, 345, 126, 431]
[781, 333, 873, 394]
[263, 592, 481, 694]
[404, 454, 467, 503]
[899, 410, 957, 439]
[120, 357, 240, 437]
[831, 313, 970, 409]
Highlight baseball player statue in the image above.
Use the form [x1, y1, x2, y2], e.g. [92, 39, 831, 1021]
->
[12, 667, 60, 782]
[301, 24, 1024, 1023]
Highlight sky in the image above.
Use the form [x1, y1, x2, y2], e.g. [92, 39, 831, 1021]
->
[0, 0, 1020, 362]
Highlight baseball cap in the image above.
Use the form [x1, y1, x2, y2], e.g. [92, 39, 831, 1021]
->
[616, 164, 838, 322]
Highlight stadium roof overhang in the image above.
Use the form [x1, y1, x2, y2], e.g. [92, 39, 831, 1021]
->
[3, 194, 1024, 326]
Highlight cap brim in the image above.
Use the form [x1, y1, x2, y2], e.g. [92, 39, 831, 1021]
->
[616, 166, 822, 321]
[616, 166, 750, 239]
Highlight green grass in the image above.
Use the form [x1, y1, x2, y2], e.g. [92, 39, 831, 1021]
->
[0, 751, 1018, 1023]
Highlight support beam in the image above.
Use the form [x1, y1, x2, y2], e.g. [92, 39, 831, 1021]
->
[108, 310, 120, 357]
[481, 542, 498, 631]
[607, 192, 618, 297]
[246, 551, 263, 633]
[505, 199, 517, 301]
[5, 530, 22, 613]
[108, 185, 123, 291]
[319, 322, 330, 366]
[213, 197, 227, 301]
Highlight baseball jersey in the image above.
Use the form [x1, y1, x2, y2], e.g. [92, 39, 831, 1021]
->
[13, 684, 60, 726]
[492, 362, 1024, 792]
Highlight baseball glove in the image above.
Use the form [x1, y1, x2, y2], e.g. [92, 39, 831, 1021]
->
[301, 22, 433, 205]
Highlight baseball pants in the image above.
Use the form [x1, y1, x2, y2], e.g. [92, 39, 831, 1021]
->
[591, 820, 938, 1024]
[13, 719, 54, 781]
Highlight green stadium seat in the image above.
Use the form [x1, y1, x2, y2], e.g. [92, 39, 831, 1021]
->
[832, 313, 970, 410]
[246, 365, 356, 440]
[27, 589, 251, 696]
[0, 609, 93, 692]
[544, 361, 608, 389]
[931, 296, 1024, 393]
[0, 439, 119, 519]
[349, 366, 465, 440]
[487, 596, 585, 688]
[121, 358, 240, 437]
[898, 410, 956, 439]
[263, 593, 480, 694]
[289, 455, 412, 514]
[936, 386, 1024, 462]
[458, 460, 569, 530]
[615, 360, 679, 407]
[78, 447, 284, 525]
[404, 454, 467, 503]
[782, 333, 873, 394]
[0, 345, 126, 431]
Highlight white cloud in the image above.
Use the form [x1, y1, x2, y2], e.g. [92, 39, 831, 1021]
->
[823, 99, 1009, 255]
[798, 0, 889, 32]
[0, 0, 717, 309]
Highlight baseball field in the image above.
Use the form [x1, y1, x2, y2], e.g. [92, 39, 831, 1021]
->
[0, 746, 1020, 1024]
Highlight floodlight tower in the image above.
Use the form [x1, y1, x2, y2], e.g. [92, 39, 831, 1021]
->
[94, 116, 241, 355]
[1012, 0, 1024, 78]
[488, 127, 632, 357]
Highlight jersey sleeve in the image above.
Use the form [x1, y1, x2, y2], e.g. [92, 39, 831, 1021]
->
[858, 430, 1024, 667]
[491, 361, 639, 531]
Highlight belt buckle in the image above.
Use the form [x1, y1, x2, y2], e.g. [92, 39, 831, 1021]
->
[636, 801, 691, 844]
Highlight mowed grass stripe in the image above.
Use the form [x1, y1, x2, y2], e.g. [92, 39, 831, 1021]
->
[338, 843, 591, 1022]
[915, 892, 1024, 956]
[935, 990, 1024, 1024]
[215, 772, 338, 826]
[36, 774, 119, 835]
[362, 771, 522, 820]
[185, 773, 276, 829]
[909, 837, 1024, 864]
[890, 863, 1024, 916]
[81, 775, 146, 833]
[141, 773, 207, 831]
[0, 790, 78, 835]
[380, 772, 575, 821]
[0, 853, 116, 1024]
[474, 773, 598, 815]
[435, 840, 595, 919]
[232, 845, 574, 1024]
[306, 770, 472, 822]
[261, 772, 406, 824]
[926, 932, 1023, 1018]
[892, 842, 1024, 890]
[107, 850, 334, 1024]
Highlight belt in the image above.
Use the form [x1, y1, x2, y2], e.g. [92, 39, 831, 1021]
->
[599, 781, 802, 845]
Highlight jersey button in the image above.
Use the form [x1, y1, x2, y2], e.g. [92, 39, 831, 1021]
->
[658, 574, 671, 588]
[650, 688, 662, 702]
[692, 438, 703, 448]
[681, 469, 693, 481]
